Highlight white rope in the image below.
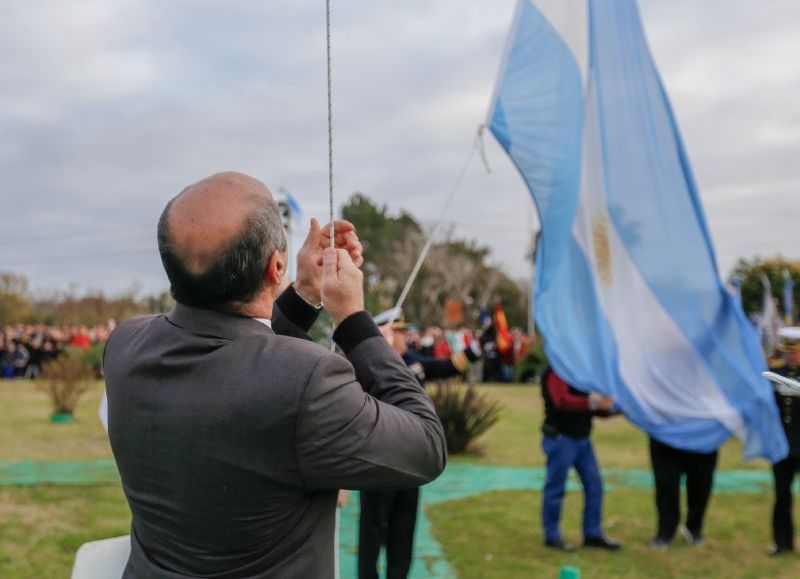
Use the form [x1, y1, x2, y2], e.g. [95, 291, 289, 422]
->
[325, 0, 334, 247]
[325, 9, 342, 571]
[476, 124, 492, 174]
[325, 0, 337, 351]
[390, 125, 491, 322]
[323, 0, 488, 333]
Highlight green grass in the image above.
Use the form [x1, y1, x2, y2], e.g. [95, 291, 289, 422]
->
[0, 380, 112, 462]
[427, 490, 800, 578]
[0, 381, 794, 578]
[0, 381, 127, 578]
[434, 385, 799, 578]
[0, 485, 130, 577]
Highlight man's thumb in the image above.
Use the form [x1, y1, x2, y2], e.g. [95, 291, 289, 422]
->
[310, 218, 320, 236]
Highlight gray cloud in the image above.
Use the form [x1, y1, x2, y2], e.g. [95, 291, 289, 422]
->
[0, 0, 797, 297]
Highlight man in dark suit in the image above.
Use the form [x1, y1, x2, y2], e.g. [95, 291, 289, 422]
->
[104, 172, 447, 578]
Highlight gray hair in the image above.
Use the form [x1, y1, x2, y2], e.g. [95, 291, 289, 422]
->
[157, 194, 288, 309]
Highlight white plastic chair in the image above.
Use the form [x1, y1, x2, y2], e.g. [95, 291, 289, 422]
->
[71, 535, 130, 579]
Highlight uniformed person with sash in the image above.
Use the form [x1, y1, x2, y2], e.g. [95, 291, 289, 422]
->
[357, 310, 481, 579]
[769, 327, 800, 557]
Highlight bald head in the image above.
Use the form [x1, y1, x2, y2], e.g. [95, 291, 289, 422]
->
[157, 172, 287, 309]
[167, 172, 275, 274]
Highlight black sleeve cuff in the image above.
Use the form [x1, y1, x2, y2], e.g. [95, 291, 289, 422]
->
[276, 285, 320, 333]
[333, 311, 382, 355]
[465, 346, 480, 363]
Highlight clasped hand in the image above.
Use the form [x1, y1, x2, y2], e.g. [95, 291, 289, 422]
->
[294, 218, 365, 324]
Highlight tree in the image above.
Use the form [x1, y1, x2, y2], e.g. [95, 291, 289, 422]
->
[729, 256, 800, 319]
[32, 290, 152, 325]
[0, 271, 172, 326]
[0, 272, 32, 324]
[341, 193, 425, 316]
[340, 193, 527, 329]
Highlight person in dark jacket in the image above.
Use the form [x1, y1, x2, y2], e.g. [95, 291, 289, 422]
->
[357, 312, 480, 579]
[768, 327, 800, 557]
[104, 173, 447, 579]
[647, 437, 718, 550]
[540, 366, 620, 552]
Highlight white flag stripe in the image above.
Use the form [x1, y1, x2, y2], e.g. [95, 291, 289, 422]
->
[530, 0, 589, 92]
[572, 74, 745, 437]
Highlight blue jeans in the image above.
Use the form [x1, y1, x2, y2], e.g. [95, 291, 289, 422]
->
[541, 435, 604, 543]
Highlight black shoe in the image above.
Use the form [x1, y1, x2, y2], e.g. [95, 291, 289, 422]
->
[545, 539, 576, 552]
[680, 526, 705, 546]
[648, 537, 671, 551]
[768, 545, 793, 557]
[584, 536, 622, 550]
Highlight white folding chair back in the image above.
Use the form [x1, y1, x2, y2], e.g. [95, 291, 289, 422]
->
[70, 535, 130, 579]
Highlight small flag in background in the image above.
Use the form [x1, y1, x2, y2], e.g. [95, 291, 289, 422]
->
[479, 308, 491, 329]
[494, 302, 513, 355]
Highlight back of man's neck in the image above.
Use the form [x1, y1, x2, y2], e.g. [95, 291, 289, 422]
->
[234, 299, 274, 320]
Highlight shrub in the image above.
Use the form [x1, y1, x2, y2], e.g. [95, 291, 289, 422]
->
[426, 382, 502, 454]
[39, 347, 94, 418]
[82, 342, 106, 378]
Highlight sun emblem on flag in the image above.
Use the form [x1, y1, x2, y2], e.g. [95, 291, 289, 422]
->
[593, 215, 612, 285]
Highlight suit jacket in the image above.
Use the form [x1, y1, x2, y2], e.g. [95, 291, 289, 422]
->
[104, 287, 446, 578]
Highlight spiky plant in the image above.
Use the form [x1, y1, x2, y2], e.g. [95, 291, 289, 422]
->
[426, 383, 502, 454]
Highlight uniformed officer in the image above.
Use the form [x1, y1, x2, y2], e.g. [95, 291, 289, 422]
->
[357, 310, 480, 579]
[769, 327, 800, 557]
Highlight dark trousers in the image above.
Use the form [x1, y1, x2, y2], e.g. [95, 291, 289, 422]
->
[649, 437, 718, 541]
[541, 435, 604, 543]
[772, 455, 799, 550]
[358, 488, 419, 579]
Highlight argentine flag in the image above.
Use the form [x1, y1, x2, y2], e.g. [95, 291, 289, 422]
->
[489, 0, 786, 460]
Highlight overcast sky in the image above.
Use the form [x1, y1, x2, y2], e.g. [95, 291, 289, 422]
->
[1, 0, 798, 297]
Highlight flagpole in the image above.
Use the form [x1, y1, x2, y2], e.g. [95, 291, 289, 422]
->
[390, 127, 490, 323]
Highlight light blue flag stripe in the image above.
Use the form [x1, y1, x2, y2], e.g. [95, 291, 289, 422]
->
[489, 0, 787, 461]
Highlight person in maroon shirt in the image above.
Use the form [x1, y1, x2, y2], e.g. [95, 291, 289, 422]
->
[540, 366, 621, 552]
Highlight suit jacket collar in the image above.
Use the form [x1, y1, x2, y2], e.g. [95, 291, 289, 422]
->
[167, 302, 274, 340]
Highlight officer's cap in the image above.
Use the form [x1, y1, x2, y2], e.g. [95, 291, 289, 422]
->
[373, 307, 409, 330]
[777, 327, 800, 353]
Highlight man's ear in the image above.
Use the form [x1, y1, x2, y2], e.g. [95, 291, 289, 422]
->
[266, 250, 287, 286]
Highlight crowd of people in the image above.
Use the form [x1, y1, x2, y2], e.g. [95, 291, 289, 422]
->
[0, 319, 532, 383]
[0, 322, 115, 379]
[400, 322, 534, 383]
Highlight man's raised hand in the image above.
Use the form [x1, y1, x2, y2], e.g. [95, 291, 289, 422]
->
[295, 218, 363, 305]
[318, 220, 363, 267]
[321, 247, 364, 324]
